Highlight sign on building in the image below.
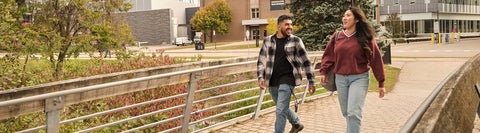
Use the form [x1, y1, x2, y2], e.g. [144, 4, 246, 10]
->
[434, 21, 439, 33]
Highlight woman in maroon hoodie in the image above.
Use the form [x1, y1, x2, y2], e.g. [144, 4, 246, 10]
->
[320, 7, 386, 133]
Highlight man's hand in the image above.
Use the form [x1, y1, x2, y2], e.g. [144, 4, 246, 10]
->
[319, 75, 326, 86]
[258, 80, 266, 90]
[378, 87, 386, 98]
[308, 86, 316, 95]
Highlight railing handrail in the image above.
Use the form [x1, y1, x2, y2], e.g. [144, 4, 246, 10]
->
[3, 55, 323, 132]
[0, 60, 256, 107]
[399, 66, 461, 133]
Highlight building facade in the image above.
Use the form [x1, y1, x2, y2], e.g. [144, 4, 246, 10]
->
[127, 0, 197, 44]
[379, 0, 480, 36]
[200, 0, 292, 42]
[124, 9, 173, 45]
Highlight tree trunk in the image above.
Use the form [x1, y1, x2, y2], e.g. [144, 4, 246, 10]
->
[53, 52, 66, 80]
[203, 31, 207, 43]
[210, 30, 213, 43]
[20, 55, 29, 87]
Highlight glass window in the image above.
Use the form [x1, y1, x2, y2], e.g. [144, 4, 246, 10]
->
[470, 20, 474, 32]
[381, 0, 384, 6]
[477, 21, 479, 32]
[271, 0, 285, 10]
[476, 21, 480, 32]
[394, 0, 399, 5]
[424, 20, 433, 33]
[251, 8, 259, 19]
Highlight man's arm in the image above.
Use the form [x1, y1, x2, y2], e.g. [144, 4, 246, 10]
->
[257, 39, 268, 89]
[296, 39, 316, 95]
[296, 38, 315, 86]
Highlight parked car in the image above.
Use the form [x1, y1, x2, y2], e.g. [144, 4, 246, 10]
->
[174, 37, 192, 46]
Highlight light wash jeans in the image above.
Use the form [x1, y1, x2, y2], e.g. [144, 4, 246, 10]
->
[269, 84, 300, 133]
[336, 71, 370, 133]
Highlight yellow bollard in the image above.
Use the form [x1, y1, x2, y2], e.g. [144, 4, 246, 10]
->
[451, 32, 454, 44]
[458, 32, 461, 42]
[438, 33, 441, 44]
[431, 33, 434, 44]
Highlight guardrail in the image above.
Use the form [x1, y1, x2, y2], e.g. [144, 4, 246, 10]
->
[399, 53, 480, 133]
[0, 56, 327, 133]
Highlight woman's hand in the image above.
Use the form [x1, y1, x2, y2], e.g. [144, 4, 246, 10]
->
[319, 75, 326, 86]
[378, 87, 386, 98]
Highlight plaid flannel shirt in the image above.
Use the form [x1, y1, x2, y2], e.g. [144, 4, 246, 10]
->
[257, 34, 315, 87]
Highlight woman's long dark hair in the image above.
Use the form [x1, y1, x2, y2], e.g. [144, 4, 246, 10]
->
[349, 7, 374, 56]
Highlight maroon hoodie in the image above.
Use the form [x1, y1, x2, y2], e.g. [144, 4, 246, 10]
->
[320, 31, 385, 88]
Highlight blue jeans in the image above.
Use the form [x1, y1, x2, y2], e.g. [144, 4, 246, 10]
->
[336, 71, 370, 133]
[269, 84, 300, 133]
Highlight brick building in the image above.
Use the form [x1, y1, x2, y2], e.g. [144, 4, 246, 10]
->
[200, 0, 292, 42]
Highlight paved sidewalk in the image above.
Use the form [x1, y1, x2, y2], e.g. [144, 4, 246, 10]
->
[210, 58, 467, 133]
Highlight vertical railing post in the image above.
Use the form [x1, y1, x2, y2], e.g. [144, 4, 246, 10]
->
[180, 72, 201, 133]
[252, 89, 265, 119]
[301, 57, 317, 104]
[300, 82, 309, 104]
[45, 96, 64, 133]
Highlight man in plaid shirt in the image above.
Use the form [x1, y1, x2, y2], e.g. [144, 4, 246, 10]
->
[257, 15, 316, 133]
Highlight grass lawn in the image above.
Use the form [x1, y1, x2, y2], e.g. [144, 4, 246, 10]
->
[368, 65, 401, 93]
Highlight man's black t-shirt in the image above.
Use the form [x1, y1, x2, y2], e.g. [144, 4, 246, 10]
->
[269, 36, 295, 87]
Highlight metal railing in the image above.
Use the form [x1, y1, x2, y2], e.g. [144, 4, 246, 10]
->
[1, 56, 328, 133]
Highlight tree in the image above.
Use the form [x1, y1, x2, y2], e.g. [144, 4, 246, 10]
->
[385, 12, 402, 38]
[30, 0, 133, 79]
[289, 0, 378, 50]
[0, 0, 41, 88]
[266, 18, 277, 36]
[190, 0, 232, 43]
[266, 18, 301, 36]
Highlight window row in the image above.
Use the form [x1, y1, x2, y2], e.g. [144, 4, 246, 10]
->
[382, 19, 480, 34]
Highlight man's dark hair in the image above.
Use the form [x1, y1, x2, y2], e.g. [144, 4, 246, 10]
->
[277, 15, 292, 25]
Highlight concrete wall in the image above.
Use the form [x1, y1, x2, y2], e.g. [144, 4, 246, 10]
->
[127, 0, 197, 43]
[412, 53, 480, 132]
[151, 0, 196, 25]
[125, 9, 172, 44]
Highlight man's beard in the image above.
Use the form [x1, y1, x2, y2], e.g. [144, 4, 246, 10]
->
[281, 28, 292, 37]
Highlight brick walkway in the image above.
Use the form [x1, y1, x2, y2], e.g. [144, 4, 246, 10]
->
[210, 58, 467, 133]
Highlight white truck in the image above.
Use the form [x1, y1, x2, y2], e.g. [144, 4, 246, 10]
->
[173, 37, 192, 46]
